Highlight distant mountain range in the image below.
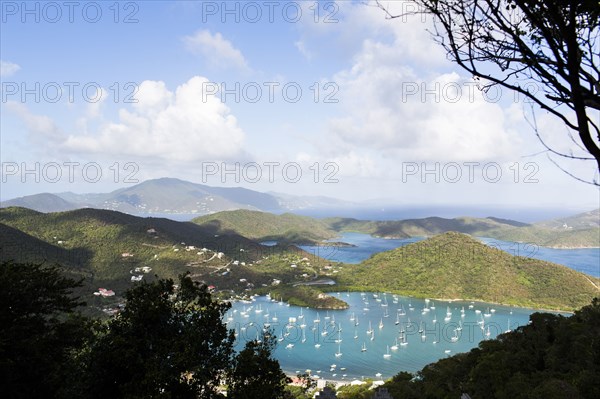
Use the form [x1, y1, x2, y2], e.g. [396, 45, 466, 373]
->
[1, 178, 352, 215]
[194, 209, 600, 248]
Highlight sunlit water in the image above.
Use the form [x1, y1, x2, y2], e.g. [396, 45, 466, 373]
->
[299, 233, 599, 278]
[227, 294, 561, 381]
[239, 233, 597, 380]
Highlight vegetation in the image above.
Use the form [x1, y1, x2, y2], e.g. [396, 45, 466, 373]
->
[193, 209, 337, 244]
[193, 208, 600, 248]
[0, 261, 289, 398]
[226, 331, 290, 399]
[335, 232, 600, 311]
[381, 298, 600, 399]
[1, 207, 597, 314]
[0, 207, 339, 310]
[261, 285, 349, 309]
[380, 0, 600, 179]
[0, 261, 91, 398]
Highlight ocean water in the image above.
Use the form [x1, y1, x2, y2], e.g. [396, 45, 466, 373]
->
[227, 294, 557, 381]
[299, 232, 600, 278]
[228, 233, 595, 381]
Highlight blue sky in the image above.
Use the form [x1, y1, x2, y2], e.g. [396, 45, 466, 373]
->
[1, 0, 598, 212]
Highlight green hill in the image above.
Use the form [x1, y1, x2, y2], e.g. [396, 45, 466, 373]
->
[336, 232, 599, 311]
[193, 209, 337, 243]
[324, 213, 599, 248]
[322, 216, 521, 238]
[0, 207, 336, 309]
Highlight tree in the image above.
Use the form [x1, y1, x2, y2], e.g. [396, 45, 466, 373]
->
[226, 330, 290, 399]
[0, 261, 90, 399]
[81, 274, 235, 399]
[377, 0, 600, 184]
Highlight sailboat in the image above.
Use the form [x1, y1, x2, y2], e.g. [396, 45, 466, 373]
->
[272, 312, 278, 322]
[505, 319, 512, 333]
[383, 307, 389, 318]
[335, 340, 342, 357]
[361, 342, 367, 352]
[400, 334, 408, 346]
[398, 304, 406, 316]
[350, 312, 355, 322]
[395, 312, 400, 325]
[370, 331, 375, 341]
[391, 338, 399, 350]
[379, 318, 384, 329]
[383, 345, 391, 358]
[354, 315, 359, 326]
[302, 328, 306, 343]
[298, 307, 304, 319]
[382, 296, 388, 307]
[456, 320, 463, 331]
[418, 321, 424, 334]
[430, 301, 435, 310]
[483, 307, 492, 317]
[314, 312, 320, 323]
[485, 326, 491, 337]
[353, 327, 358, 339]
[366, 321, 373, 334]
[451, 329, 459, 342]
[335, 330, 342, 343]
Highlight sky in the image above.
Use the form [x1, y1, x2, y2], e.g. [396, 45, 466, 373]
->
[1, 0, 599, 213]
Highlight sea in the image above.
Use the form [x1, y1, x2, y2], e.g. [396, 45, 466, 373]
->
[228, 232, 598, 381]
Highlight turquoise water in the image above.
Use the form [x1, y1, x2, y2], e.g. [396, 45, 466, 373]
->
[299, 233, 599, 278]
[227, 294, 550, 381]
[478, 237, 599, 278]
[240, 233, 596, 380]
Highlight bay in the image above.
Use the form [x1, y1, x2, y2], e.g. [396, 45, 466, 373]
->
[227, 293, 552, 381]
[299, 232, 600, 278]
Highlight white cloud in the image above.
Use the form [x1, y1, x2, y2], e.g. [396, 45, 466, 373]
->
[322, 21, 522, 163]
[294, 40, 313, 60]
[0, 60, 21, 77]
[63, 76, 246, 162]
[5, 101, 63, 141]
[183, 30, 249, 71]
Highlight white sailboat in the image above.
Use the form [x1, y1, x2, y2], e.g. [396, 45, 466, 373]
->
[395, 312, 400, 325]
[391, 338, 399, 350]
[398, 304, 406, 316]
[379, 318, 384, 329]
[366, 321, 373, 334]
[383, 345, 391, 358]
[361, 342, 367, 352]
[335, 330, 342, 344]
[302, 328, 306, 343]
[335, 341, 342, 357]
[451, 329, 459, 342]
